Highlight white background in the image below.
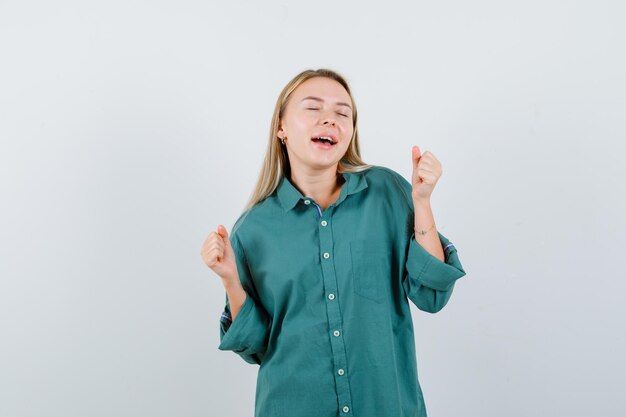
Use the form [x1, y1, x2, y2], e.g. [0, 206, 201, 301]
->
[1, 1, 625, 416]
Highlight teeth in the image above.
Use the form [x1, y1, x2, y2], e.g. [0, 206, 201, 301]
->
[315, 136, 334, 143]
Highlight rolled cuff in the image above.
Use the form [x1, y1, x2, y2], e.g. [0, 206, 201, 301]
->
[218, 291, 270, 365]
[405, 231, 466, 291]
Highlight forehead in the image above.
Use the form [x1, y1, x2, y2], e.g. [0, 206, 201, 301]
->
[291, 77, 351, 104]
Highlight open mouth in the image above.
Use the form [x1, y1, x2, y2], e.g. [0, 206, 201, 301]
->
[311, 136, 337, 146]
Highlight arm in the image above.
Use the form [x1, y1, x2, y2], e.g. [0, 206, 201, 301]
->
[389, 168, 467, 313]
[413, 198, 445, 262]
[218, 233, 271, 365]
[222, 277, 246, 322]
[403, 228, 466, 313]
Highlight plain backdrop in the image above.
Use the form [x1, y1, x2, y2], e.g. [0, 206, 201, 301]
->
[1, 1, 625, 416]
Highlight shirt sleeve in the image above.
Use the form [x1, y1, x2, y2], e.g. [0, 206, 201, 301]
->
[218, 232, 271, 365]
[387, 168, 468, 313]
[403, 229, 466, 313]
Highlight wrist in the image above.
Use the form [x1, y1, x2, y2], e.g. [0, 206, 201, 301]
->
[221, 275, 241, 290]
[412, 196, 431, 208]
[414, 223, 436, 236]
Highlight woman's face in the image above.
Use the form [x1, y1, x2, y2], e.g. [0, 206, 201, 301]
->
[278, 76, 354, 172]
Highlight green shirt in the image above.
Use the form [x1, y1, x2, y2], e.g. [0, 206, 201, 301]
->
[218, 165, 467, 417]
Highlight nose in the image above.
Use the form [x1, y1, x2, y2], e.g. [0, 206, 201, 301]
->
[323, 118, 336, 127]
[320, 108, 339, 128]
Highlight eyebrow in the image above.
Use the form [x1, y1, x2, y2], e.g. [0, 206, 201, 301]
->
[300, 96, 353, 110]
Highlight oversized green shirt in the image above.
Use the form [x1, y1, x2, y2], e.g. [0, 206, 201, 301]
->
[218, 165, 467, 417]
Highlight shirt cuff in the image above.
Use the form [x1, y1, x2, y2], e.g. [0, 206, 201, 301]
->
[218, 294, 256, 352]
[405, 231, 466, 291]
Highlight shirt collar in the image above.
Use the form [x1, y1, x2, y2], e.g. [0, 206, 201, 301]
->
[276, 169, 369, 212]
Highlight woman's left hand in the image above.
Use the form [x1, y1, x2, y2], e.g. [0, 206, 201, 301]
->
[411, 145, 442, 202]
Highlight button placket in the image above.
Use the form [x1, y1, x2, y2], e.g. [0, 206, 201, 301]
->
[304, 198, 322, 218]
[315, 204, 352, 415]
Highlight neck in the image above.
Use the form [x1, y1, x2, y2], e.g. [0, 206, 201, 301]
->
[289, 165, 344, 204]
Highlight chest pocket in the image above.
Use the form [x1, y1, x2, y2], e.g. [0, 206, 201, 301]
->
[350, 239, 392, 304]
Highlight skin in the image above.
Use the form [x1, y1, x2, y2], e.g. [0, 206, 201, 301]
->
[201, 77, 446, 322]
[277, 76, 355, 210]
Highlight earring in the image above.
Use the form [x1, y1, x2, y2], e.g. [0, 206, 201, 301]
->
[280, 136, 286, 145]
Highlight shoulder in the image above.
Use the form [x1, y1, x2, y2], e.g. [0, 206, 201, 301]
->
[363, 165, 413, 206]
[230, 197, 274, 246]
[364, 165, 408, 183]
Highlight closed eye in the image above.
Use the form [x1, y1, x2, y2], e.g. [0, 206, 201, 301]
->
[307, 107, 349, 118]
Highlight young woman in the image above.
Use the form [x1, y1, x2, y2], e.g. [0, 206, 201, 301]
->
[200, 68, 467, 417]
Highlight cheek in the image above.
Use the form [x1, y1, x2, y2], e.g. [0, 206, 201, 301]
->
[341, 135, 353, 151]
[292, 115, 315, 131]
[343, 123, 354, 138]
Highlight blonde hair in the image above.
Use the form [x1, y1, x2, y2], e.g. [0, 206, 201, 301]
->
[243, 68, 374, 211]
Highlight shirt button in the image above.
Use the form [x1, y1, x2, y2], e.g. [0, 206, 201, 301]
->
[337, 369, 345, 375]
[328, 293, 335, 300]
[321, 220, 327, 226]
[343, 406, 350, 413]
[333, 330, 340, 337]
[304, 199, 311, 205]
[323, 252, 330, 259]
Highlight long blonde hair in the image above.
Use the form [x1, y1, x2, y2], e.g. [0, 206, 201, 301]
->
[243, 68, 373, 211]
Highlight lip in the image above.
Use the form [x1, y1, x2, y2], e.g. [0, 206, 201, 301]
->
[311, 132, 338, 144]
[311, 139, 336, 150]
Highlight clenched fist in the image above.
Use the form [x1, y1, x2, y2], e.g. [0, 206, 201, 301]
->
[200, 224, 239, 284]
[411, 145, 442, 202]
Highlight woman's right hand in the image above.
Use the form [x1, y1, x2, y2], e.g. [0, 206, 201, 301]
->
[200, 224, 239, 285]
